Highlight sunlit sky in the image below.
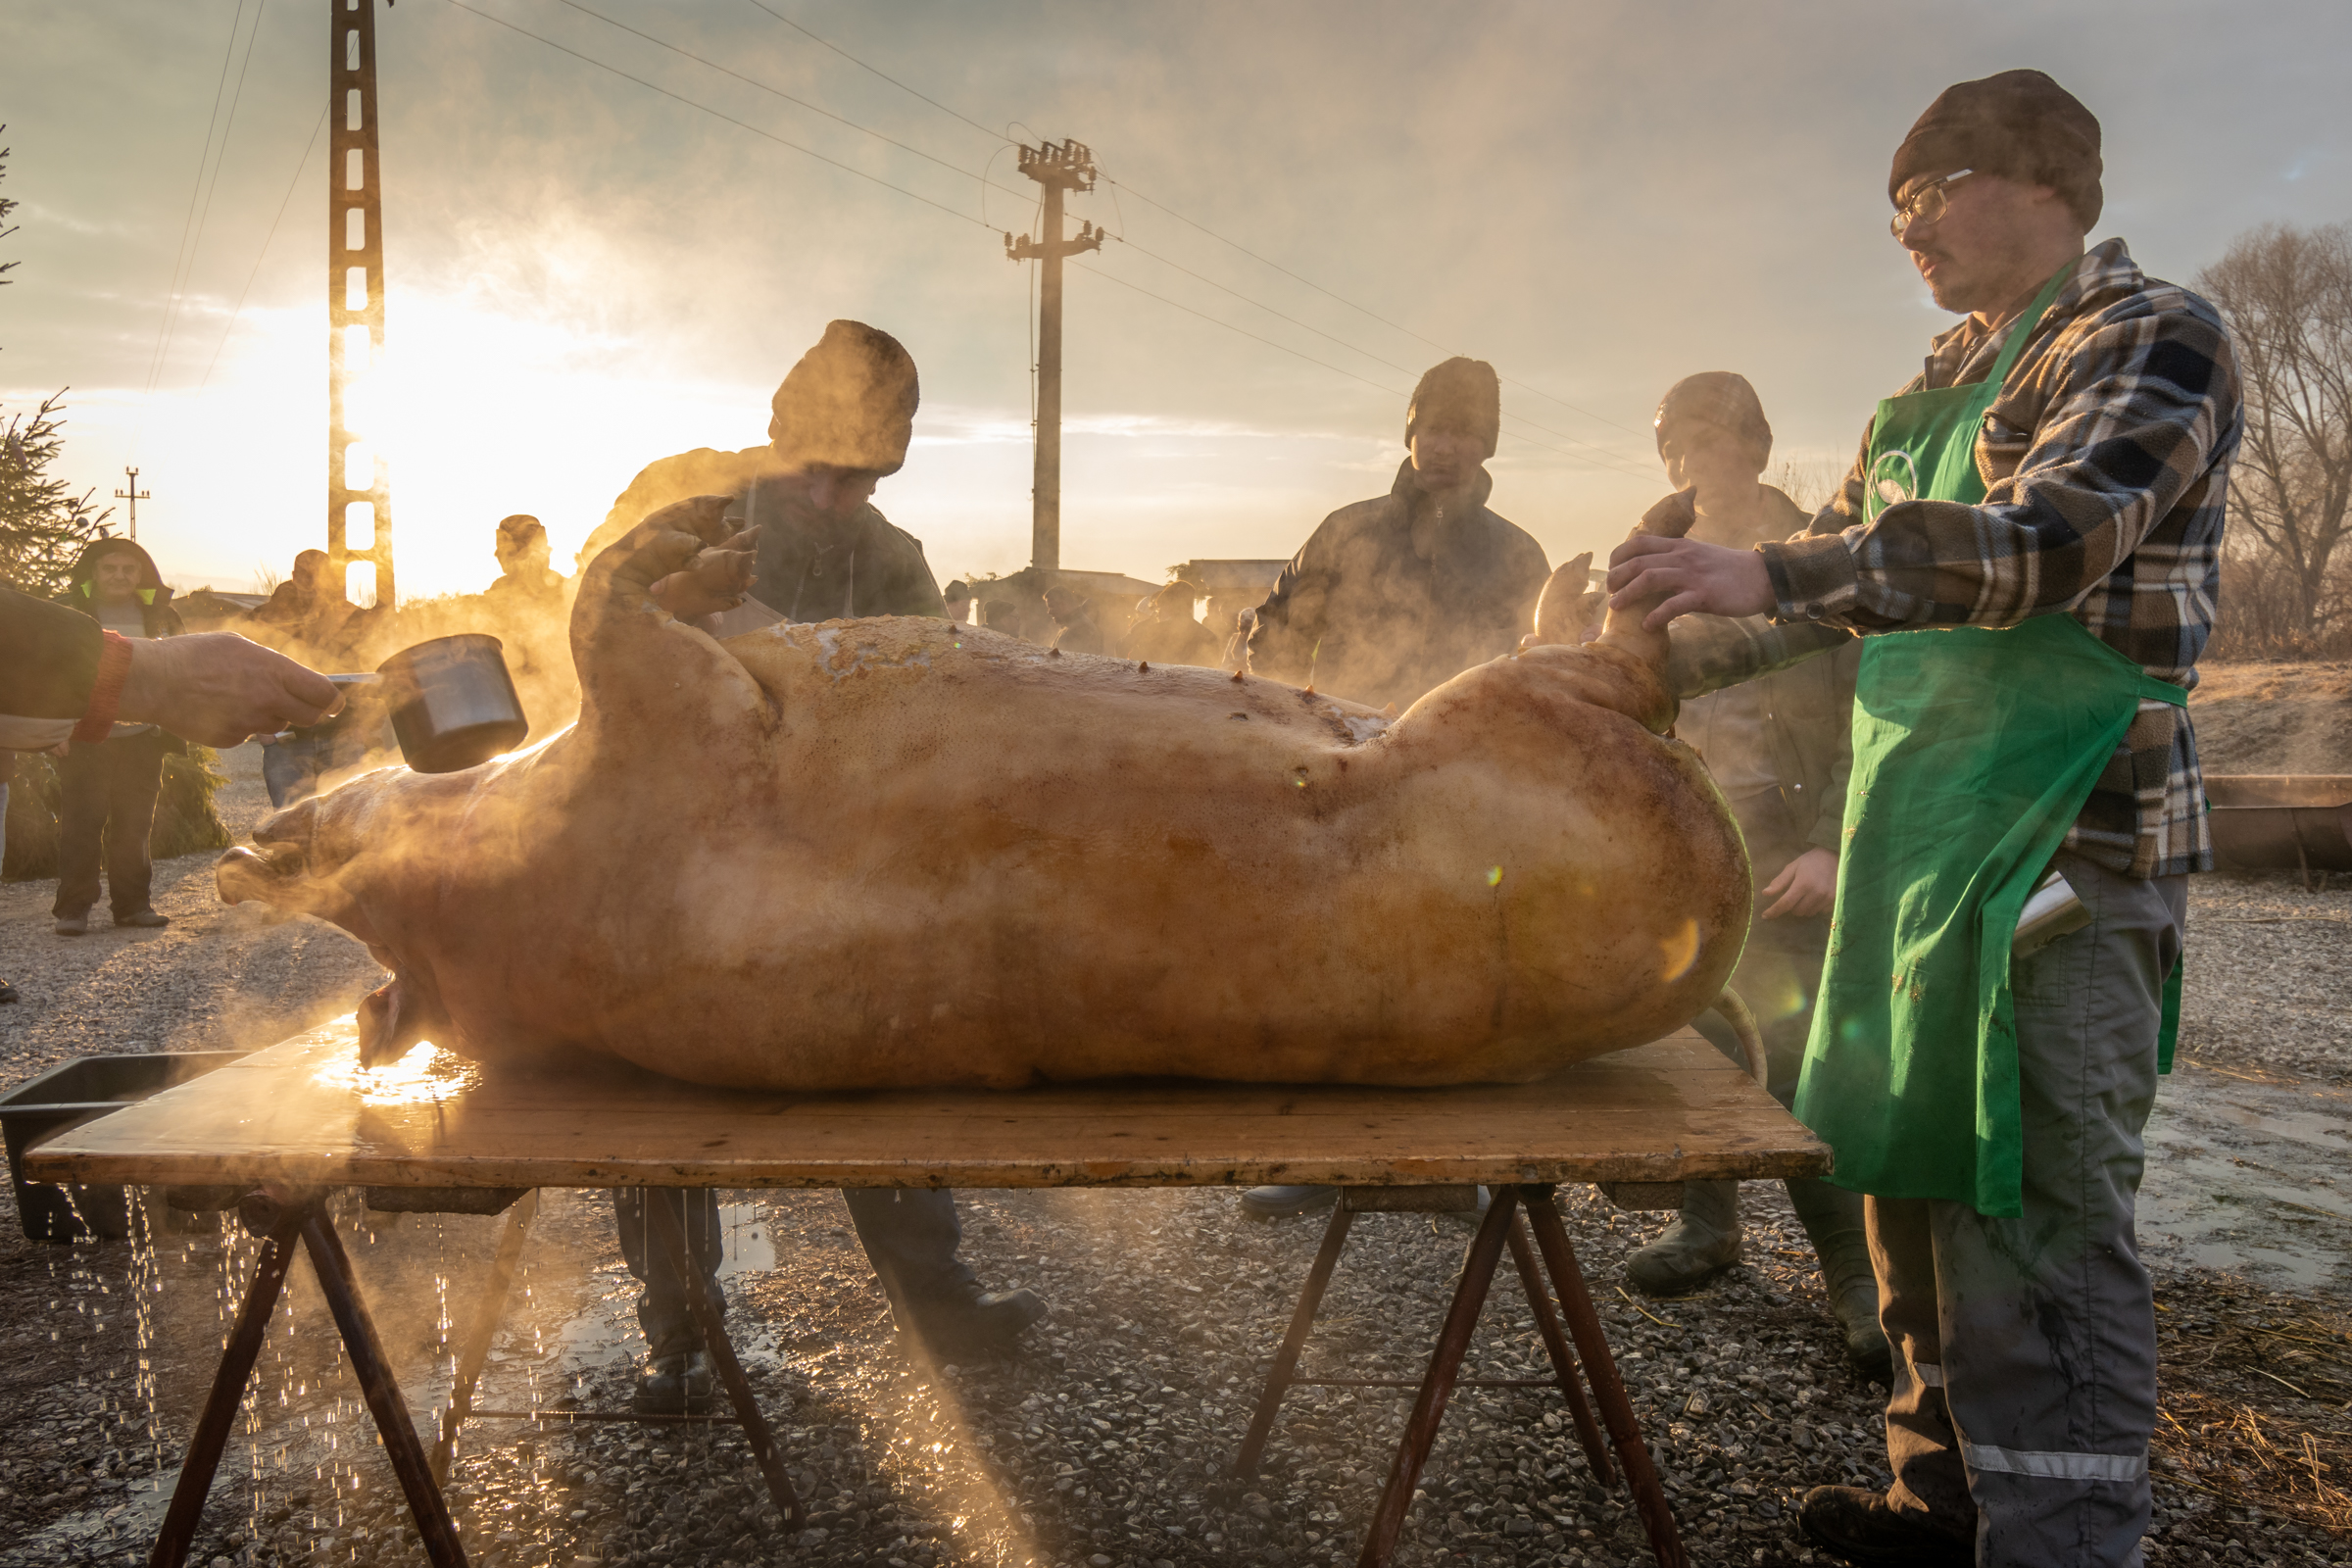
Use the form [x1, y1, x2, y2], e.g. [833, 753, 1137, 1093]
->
[4, 1, 2347, 602]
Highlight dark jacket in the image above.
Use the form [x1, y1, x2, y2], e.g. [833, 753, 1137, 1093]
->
[1247, 460, 1549, 711]
[1674, 487, 1858, 856]
[737, 477, 945, 623]
[1051, 601, 1105, 655]
[0, 584, 104, 719]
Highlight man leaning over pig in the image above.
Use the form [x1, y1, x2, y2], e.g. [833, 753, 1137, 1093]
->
[624, 320, 1046, 1414]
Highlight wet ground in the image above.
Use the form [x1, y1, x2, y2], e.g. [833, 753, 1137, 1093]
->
[0, 745, 2344, 1567]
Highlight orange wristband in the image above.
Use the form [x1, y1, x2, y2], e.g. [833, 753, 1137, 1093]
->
[71, 631, 135, 744]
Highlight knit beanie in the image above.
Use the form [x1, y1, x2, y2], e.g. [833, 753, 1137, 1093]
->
[1653, 372, 1773, 466]
[1889, 69, 2103, 230]
[768, 320, 921, 474]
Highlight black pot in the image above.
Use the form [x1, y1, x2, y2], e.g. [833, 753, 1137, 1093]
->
[376, 633, 530, 773]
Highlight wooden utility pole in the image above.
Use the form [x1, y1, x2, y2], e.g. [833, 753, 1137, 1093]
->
[1005, 140, 1102, 573]
[327, 0, 395, 607]
[113, 467, 151, 541]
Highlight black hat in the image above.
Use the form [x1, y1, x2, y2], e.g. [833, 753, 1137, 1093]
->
[1405, 357, 1500, 460]
[1654, 372, 1772, 466]
[1890, 69, 2102, 229]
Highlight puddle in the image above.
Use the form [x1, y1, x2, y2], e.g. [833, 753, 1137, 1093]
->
[2138, 1068, 2352, 1292]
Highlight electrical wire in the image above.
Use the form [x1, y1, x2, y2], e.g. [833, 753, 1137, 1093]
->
[450, 4, 1654, 476]
[142, 1, 251, 401]
[739, 0, 1004, 144]
[197, 103, 329, 393]
[438, 0, 998, 232]
[727, 0, 1654, 448]
[158, 0, 270, 388]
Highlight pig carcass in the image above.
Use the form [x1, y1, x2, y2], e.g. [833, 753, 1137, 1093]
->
[218, 507, 1749, 1090]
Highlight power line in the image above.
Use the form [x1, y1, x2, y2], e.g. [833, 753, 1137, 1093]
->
[738, 0, 1004, 145]
[465, 7, 1653, 479]
[142, 1, 250, 401]
[439, 0, 997, 232]
[158, 0, 270, 386]
[198, 103, 328, 393]
[550, 0, 1009, 196]
[727, 0, 1654, 449]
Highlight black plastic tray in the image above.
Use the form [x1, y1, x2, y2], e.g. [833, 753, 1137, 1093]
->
[0, 1052, 252, 1242]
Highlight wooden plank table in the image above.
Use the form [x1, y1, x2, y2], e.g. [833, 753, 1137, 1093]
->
[29, 1016, 1829, 1568]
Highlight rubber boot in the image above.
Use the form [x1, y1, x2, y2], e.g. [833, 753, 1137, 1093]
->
[1787, 1176, 1892, 1382]
[1625, 1179, 1740, 1297]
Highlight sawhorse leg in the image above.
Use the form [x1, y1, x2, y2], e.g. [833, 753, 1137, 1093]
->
[1506, 1213, 1615, 1487]
[431, 1189, 542, 1486]
[1234, 1203, 1354, 1477]
[1521, 1185, 1686, 1568]
[643, 1192, 807, 1529]
[150, 1193, 468, 1568]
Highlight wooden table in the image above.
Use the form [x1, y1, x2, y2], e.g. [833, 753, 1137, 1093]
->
[29, 1017, 1829, 1568]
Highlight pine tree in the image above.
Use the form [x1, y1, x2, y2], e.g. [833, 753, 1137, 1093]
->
[0, 127, 115, 597]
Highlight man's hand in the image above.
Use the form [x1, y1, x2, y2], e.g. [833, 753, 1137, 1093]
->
[1759, 846, 1838, 919]
[1606, 535, 1776, 629]
[118, 633, 344, 747]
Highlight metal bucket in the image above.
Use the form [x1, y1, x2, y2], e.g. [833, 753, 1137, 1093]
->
[2205, 775, 2352, 874]
[375, 633, 530, 774]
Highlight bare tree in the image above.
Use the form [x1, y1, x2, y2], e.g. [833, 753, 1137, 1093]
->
[2196, 223, 2352, 638]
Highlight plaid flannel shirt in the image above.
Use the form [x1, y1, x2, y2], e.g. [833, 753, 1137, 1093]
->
[1749, 238, 2242, 878]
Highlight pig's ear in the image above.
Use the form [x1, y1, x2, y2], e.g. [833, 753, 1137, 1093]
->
[570, 495, 772, 746]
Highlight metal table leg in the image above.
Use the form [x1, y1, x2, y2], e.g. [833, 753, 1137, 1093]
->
[149, 1211, 305, 1568]
[1506, 1213, 1616, 1487]
[644, 1191, 807, 1529]
[1355, 1185, 1521, 1567]
[431, 1189, 542, 1485]
[301, 1206, 471, 1567]
[1233, 1202, 1355, 1477]
[1522, 1186, 1687, 1568]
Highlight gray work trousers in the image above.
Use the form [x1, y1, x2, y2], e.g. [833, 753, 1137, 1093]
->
[1869, 851, 2184, 1568]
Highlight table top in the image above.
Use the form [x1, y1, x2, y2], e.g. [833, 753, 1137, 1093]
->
[26, 1017, 1831, 1192]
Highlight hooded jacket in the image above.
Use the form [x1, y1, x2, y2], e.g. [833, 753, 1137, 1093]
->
[1247, 460, 1549, 711]
[55, 539, 186, 749]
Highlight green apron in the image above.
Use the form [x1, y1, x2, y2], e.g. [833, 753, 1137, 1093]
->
[1790, 265, 2187, 1219]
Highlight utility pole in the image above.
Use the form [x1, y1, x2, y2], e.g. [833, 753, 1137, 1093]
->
[112, 467, 151, 541]
[1004, 140, 1102, 574]
[328, 0, 395, 607]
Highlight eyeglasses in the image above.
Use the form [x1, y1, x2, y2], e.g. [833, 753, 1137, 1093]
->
[1889, 169, 1975, 240]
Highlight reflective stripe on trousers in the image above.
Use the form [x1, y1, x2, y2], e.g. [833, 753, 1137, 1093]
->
[1865, 852, 2184, 1568]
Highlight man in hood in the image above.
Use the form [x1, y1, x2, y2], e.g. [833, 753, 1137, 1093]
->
[51, 537, 185, 934]
[1240, 358, 1549, 1220]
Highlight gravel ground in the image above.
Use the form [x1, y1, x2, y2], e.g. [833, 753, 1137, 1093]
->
[0, 746, 2343, 1567]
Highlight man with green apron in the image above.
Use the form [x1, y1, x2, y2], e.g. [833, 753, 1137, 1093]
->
[1609, 71, 2240, 1567]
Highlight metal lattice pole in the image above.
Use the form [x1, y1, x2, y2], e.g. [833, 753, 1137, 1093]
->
[327, 0, 394, 608]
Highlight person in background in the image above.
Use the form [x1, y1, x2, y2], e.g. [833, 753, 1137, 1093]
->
[1239, 356, 1549, 1219]
[1043, 584, 1104, 654]
[250, 551, 367, 808]
[980, 598, 1026, 641]
[1247, 356, 1549, 713]
[50, 538, 186, 936]
[1620, 372, 1886, 1378]
[1123, 581, 1221, 667]
[621, 320, 1043, 1414]
[483, 514, 566, 607]
[943, 580, 974, 623]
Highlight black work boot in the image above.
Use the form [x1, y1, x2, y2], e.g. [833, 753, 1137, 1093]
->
[1625, 1179, 1740, 1297]
[633, 1348, 716, 1415]
[1787, 1177, 1893, 1381]
[1797, 1486, 1973, 1566]
[897, 1287, 1049, 1360]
